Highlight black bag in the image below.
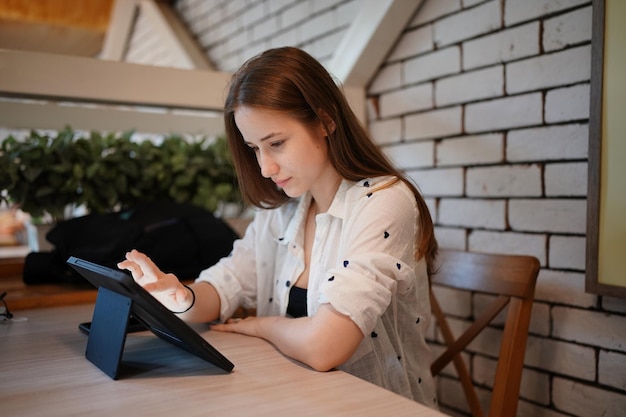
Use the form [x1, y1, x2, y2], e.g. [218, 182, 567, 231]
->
[23, 201, 240, 284]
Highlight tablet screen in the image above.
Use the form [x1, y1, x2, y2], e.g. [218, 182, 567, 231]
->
[67, 256, 234, 373]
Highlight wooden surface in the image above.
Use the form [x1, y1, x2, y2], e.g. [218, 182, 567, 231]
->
[0, 303, 447, 417]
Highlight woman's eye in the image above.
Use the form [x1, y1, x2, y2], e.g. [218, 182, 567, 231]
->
[270, 140, 284, 148]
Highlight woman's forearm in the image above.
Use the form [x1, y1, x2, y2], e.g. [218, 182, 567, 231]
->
[177, 282, 222, 323]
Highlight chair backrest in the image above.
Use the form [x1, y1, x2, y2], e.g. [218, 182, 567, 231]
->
[429, 249, 540, 417]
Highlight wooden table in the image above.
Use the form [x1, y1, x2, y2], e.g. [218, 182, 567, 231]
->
[0, 304, 447, 417]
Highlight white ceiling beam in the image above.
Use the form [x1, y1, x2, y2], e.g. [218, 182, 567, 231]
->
[328, 0, 423, 87]
[0, 100, 224, 136]
[100, 0, 139, 61]
[0, 49, 231, 111]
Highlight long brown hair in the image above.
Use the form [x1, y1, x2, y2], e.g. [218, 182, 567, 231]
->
[224, 47, 437, 272]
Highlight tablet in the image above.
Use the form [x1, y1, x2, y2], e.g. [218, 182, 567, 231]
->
[67, 256, 234, 375]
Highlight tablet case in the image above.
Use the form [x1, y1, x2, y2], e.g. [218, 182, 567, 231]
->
[67, 256, 234, 379]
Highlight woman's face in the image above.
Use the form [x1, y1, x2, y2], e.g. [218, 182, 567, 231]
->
[234, 105, 338, 200]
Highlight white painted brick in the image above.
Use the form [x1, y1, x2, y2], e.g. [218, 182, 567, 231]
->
[519, 367, 552, 405]
[379, 84, 432, 118]
[434, 226, 466, 250]
[509, 199, 587, 234]
[544, 6, 592, 51]
[545, 83, 590, 123]
[433, 0, 501, 47]
[545, 162, 588, 197]
[468, 230, 546, 264]
[405, 106, 463, 140]
[268, 0, 295, 14]
[217, 15, 243, 40]
[252, 15, 280, 41]
[269, 26, 298, 49]
[603, 297, 626, 314]
[553, 377, 626, 417]
[600, 351, 626, 390]
[241, 1, 265, 27]
[432, 285, 471, 317]
[439, 198, 506, 229]
[335, 0, 361, 27]
[474, 355, 551, 405]
[311, 30, 346, 60]
[368, 118, 402, 145]
[517, 400, 571, 417]
[463, 22, 539, 70]
[438, 373, 475, 413]
[224, 0, 247, 16]
[472, 355, 497, 388]
[404, 46, 461, 85]
[507, 45, 591, 94]
[549, 235, 586, 270]
[301, 10, 337, 42]
[389, 25, 433, 61]
[505, 0, 590, 26]
[435, 65, 504, 106]
[598, 350, 626, 390]
[465, 93, 543, 133]
[467, 165, 542, 197]
[553, 306, 626, 351]
[534, 269, 596, 308]
[383, 141, 434, 169]
[507, 124, 589, 162]
[369, 63, 402, 94]
[412, 0, 461, 26]
[312, 0, 343, 14]
[407, 167, 464, 197]
[474, 292, 506, 325]
[281, 1, 311, 28]
[437, 134, 503, 166]
[242, 41, 269, 63]
[470, 325, 504, 357]
[525, 336, 596, 380]
[225, 27, 249, 51]
[476, 291, 542, 334]
[528, 301, 551, 336]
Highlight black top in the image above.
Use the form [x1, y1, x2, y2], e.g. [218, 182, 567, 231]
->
[286, 286, 307, 318]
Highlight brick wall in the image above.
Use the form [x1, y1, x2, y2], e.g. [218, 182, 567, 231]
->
[148, 1, 626, 416]
[173, 0, 361, 72]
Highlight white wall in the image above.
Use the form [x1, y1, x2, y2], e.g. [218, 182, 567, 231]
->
[121, 0, 626, 415]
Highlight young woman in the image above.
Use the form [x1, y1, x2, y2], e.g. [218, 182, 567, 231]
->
[118, 47, 438, 408]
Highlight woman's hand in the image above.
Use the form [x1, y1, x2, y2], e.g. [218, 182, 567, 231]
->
[210, 316, 262, 337]
[117, 249, 192, 313]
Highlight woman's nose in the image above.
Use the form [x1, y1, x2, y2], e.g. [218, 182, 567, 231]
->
[258, 152, 278, 178]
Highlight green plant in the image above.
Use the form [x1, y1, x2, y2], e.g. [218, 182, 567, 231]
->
[0, 127, 241, 222]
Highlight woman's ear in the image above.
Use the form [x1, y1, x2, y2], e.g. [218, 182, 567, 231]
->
[318, 110, 336, 136]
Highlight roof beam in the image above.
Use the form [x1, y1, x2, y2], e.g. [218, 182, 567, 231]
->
[100, 0, 138, 60]
[0, 49, 231, 110]
[328, 0, 423, 87]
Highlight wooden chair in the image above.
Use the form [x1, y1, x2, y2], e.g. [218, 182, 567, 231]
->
[429, 249, 540, 417]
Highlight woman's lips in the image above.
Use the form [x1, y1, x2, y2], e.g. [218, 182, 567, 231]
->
[274, 178, 290, 188]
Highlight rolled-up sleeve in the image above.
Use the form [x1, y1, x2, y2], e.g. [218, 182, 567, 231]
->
[318, 180, 418, 335]
[196, 218, 259, 321]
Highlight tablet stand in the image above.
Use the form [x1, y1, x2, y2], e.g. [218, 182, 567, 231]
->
[85, 286, 132, 379]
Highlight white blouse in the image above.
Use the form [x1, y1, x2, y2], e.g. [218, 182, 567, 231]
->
[197, 176, 437, 407]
